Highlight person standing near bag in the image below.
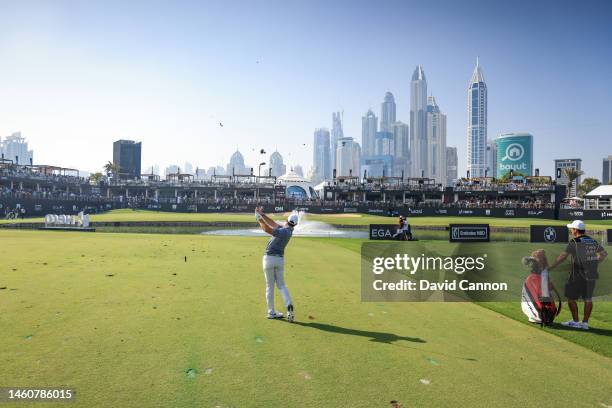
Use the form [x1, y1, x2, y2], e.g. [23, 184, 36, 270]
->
[550, 220, 608, 330]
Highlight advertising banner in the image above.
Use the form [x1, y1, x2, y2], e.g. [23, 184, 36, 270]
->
[529, 225, 569, 243]
[369, 224, 400, 240]
[449, 224, 490, 242]
[496, 134, 533, 177]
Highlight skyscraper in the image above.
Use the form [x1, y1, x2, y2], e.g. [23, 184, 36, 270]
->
[313, 128, 331, 183]
[391, 121, 410, 178]
[361, 109, 378, 157]
[113, 139, 141, 179]
[486, 139, 497, 178]
[330, 112, 344, 172]
[1, 132, 34, 165]
[603, 156, 612, 184]
[427, 96, 447, 185]
[227, 150, 248, 175]
[380, 92, 396, 132]
[269, 150, 286, 177]
[446, 147, 458, 186]
[293, 164, 304, 178]
[336, 137, 361, 178]
[467, 57, 488, 178]
[410, 65, 428, 178]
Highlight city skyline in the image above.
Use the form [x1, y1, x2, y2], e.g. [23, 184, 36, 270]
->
[0, 0, 610, 178]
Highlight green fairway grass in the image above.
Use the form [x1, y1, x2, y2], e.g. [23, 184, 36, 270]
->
[331, 238, 612, 357]
[1, 230, 610, 407]
[3, 208, 612, 230]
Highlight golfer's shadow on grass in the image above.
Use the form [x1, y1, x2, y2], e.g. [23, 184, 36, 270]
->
[291, 321, 426, 344]
[549, 323, 612, 336]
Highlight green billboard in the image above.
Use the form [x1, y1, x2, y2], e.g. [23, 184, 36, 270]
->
[496, 133, 533, 177]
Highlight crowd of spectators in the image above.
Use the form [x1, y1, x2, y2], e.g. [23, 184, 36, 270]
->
[454, 180, 554, 192]
[1, 166, 560, 213]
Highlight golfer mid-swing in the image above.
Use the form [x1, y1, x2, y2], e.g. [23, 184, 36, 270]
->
[255, 207, 296, 322]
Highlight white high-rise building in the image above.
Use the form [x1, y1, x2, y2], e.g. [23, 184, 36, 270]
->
[1, 132, 33, 165]
[410, 65, 428, 178]
[427, 96, 447, 186]
[380, 92, 396, 132]
[467, 57, 488, 178]
[313, 128, 331, 184]
[391, 121, 410, 178]
[330, 112, 344, 172]
[361, 109, 378, 157]
[336, 137, 361, 178]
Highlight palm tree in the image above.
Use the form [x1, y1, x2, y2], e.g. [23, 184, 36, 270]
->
[89, 172, 105, 184]
[563, 167, 583, 197]
[577, 177, 601, 197]
[103, 161, 120, 177]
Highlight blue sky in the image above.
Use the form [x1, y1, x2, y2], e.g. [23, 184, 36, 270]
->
[0, 0, 610, 178]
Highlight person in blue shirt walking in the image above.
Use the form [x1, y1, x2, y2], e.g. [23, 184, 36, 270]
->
[255, 207, 297, 322]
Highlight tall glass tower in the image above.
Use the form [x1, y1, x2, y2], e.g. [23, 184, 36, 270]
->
[380, 92, 396, 132]
[313, 128, 331, 183]
[330, 112, 344, 172]
[361, 109, 378, 157]
[427, 96, 447, 186]
[467, 57, 487, 178]
[410, 65, 428, 178]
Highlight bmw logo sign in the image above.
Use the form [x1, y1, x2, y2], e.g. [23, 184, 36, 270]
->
[544, 227, 557, 243]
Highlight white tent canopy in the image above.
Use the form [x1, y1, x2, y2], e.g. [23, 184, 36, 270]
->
[584, 185, 612, 210]
[585, 185, 612, 198]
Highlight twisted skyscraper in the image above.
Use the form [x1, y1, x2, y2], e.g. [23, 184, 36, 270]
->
[467, 58, 487, 178]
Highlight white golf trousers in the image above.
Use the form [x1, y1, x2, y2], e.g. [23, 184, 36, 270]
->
[262, 255, 293, 314]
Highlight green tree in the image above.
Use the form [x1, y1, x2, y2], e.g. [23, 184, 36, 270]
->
[577, 177, 601, 197]
[563, 167, 583, 197]
[103, 161, 120, 177]
[89, 171, 105, 184]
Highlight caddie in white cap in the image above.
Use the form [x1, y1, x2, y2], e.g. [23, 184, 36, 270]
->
[550, 220, 608, 330]
[255, 206, 297, 322]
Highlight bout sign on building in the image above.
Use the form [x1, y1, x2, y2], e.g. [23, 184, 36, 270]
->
[449, 224, 490, 242]
[496, 133, 533, 177]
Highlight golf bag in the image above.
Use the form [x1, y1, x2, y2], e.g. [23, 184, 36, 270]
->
[521, 270, 562, 326]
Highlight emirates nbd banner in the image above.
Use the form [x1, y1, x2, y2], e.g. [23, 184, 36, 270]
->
[496, 134, 533, 177]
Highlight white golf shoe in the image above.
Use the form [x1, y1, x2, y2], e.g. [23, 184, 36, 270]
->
[267, 311, 284, 319]
[580, 321, 589, 330]
[561, 320, 582, 329]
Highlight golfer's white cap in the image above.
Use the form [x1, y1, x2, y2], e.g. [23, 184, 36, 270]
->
[566, 220, 585, 230]
[288, 214, 299, 226]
